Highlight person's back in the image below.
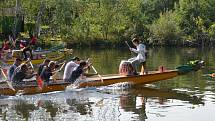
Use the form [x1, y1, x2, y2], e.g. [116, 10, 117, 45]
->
[38, 64, 45, 76]
[12, 64, 35, 86]
[68, 61, 87, 83]
[136, 43, 146, 63]
[68, 66, 83, 83]
[40, 66, 52, 83]
[8, 58, 22, 81]
[40, 61, 55, 84]
[63, 57, 80, 81]
[63, 61, 79, 81]
[12, 69, 26, 84]
[37, 59, 50, 76]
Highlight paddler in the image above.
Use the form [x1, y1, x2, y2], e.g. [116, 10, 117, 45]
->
[40, 61, 57, 85]
[2, 39, 10, 52]
[20, 37, 33, 60]
[8, 58, 22, 81]
[11, 64, 36, 87]
[128, 37, 147, 75]
[1, 39, 11, 59]
[67, 61, 90, 83]
[37, 59, 51, 76]
[63, 57, 80, 82]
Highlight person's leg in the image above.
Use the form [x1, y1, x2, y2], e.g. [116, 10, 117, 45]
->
[140, 61, 147, 75]
[131, 59, 140, 74]
[22, 48, 28, 59]
[29, 47, 33, 59]
[23, 47, 33, 59]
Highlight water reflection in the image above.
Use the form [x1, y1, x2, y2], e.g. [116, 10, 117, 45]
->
[66, 99, 93, 115]
[117, 86, 204, 121]
[0, 85, 205, 121]
[1, 47, 215, 120]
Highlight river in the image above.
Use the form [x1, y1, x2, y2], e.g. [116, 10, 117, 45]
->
[0, 46, 215, 121]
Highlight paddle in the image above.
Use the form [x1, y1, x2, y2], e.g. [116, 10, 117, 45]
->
[58, 61, 66, 71]
[125, 41, 134, 56]
[125, 41, 131, 49]
[52, 61, 66, 81]
[29, 60, 34, 69]
[91, 65, 103, 82]
[26, 58, 43, 90]
[0, 66, 15, 91]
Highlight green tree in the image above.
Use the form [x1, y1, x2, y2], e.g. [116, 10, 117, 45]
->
[149, 10, 182, 45]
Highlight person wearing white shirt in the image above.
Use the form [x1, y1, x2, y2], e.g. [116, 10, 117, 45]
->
[63, 57, 80, 81]
[128, 38, 147, 74]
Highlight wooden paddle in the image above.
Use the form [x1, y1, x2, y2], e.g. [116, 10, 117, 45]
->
[125, 41, 131, 48]
[91, 65, 103, 82]
[0, 66, 15, 91]
[125, 41, 135, 56]
[26, 58, 44, 90]
[52, 61, 66, 81]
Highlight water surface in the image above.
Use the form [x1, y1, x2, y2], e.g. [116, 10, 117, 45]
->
[1, 47, 215, 121]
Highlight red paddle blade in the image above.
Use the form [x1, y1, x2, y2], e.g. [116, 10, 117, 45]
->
[3, 69, 7, 76]
[36, 76, 43, 90]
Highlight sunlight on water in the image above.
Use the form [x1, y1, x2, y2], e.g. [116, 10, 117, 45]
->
[1, 47, 215, 121]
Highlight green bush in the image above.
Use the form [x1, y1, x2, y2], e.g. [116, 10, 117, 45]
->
[149, 11, 182, 45]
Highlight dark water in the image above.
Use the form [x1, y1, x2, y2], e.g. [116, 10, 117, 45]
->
[1, 47, 215, 121]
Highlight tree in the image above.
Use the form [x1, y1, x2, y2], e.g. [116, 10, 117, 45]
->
[149, 10, 182, 45]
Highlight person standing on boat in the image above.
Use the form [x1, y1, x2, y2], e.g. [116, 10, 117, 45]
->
[128, 37, 147, 74]
[40, 61, 57, 84]
[8, 58, 22, 81]
[68, 61, 89, 83]
[29, 33, 37, 50]
[1, 39, 11, 60]
[37, 59, 51, 76]
[12, 64, 36, 86]
[1, 39, 10, 52]
[20, 38, 33, 60]
[63, 57, 80, 81]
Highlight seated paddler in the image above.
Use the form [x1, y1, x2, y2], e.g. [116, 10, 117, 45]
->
[40, 61, 57, 84]
[8, 58, 22, 81]
[12, 64, 36, 86]
[128, 37, 147, 75]
[63, 57, 80, 82]
[37, 59, 51, 76]
[67, 61, 92, 83]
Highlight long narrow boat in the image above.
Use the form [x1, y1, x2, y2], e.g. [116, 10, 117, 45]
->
[0, 60, 204, 96]
[3, 49, 72, 65]
[0, 70, 179, 96]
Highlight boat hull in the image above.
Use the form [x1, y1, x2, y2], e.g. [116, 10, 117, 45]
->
[0, 70, 178, 96]
[4, 51, 68, 65]
[79, 70, 178, 88]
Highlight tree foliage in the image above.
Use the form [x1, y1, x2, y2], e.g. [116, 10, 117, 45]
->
[1, 0, 215, 46]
